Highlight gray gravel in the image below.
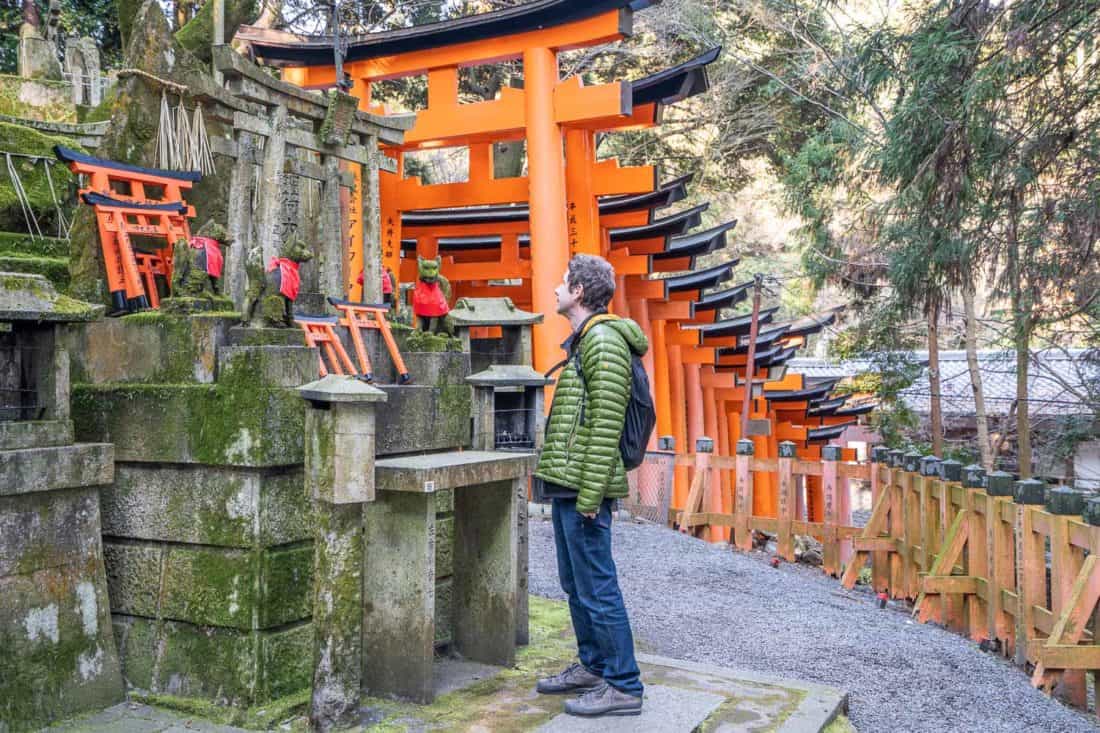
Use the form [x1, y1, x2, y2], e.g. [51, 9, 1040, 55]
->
[528, 513, 1100, 733]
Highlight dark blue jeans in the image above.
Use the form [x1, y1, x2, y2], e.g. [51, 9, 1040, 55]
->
[551, 497, 643, 697]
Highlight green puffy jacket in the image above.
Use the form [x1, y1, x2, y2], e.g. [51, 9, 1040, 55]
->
[534, 314, 649, 514]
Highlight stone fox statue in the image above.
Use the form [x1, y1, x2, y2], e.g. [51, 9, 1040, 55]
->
[413, 255, 452, 333]
[171, 219, 232, 298]
[242, 230, 314, 327]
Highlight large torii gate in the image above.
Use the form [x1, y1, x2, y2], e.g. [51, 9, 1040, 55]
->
[234, 1, 867, 542]
[238, 0, 691, 373]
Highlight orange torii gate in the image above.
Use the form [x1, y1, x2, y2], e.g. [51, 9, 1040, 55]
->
[238, 4, 716, 374]
[236, 2, 870, 543]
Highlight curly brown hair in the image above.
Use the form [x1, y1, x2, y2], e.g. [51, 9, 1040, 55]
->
[567, 254, 616, 311]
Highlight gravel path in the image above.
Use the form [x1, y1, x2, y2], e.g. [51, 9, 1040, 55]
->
[528, 513, 1100, 733]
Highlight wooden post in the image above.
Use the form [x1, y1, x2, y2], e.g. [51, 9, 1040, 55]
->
[985, 471, 1016, 656]
[739, 274, 763, 441]
[777, 441, 796, 561]
[870, 446, 889, 594]
[1014, 479, 1047, 668]
[889, 462, 905, 599]
[960, 463, 990, 643]
[822, 444, 840, 577]
[734, 439, 754, 552]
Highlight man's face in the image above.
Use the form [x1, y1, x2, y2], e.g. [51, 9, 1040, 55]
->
[555, 268, 581, 315]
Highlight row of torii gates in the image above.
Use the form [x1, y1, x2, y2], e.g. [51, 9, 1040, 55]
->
[235, 0, 871, 539]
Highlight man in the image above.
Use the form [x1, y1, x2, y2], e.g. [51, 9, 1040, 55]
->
[533, 254, 646, 717]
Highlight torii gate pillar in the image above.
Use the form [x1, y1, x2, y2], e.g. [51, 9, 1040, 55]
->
[523, 46, 571, 374]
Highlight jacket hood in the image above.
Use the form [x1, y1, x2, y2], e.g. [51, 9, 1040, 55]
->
[596, 317, 649, 357]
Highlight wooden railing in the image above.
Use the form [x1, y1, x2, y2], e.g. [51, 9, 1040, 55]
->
[674, 439, 868, 576]
[839, 448, 1100, 710]
[668, 443, 1100, 712]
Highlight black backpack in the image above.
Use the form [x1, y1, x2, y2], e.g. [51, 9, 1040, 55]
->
[550, 315, 657, 471]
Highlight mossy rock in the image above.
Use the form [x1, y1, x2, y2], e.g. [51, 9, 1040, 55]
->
[0, 74, 77, 122]
[0, 254, 69, 290]
[174, 0, 259, 65]
[0, 121, 83, 234]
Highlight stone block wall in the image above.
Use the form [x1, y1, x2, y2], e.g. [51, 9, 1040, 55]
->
[67, 311, 478, 707]
[70, 313, 317, 706]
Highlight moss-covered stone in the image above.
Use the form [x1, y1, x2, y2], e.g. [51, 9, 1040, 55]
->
[161, 546, 255, 629]
[0, 254, 69, 289]
[435, 577, 454, 646]
[0, 231, 69, 258]
[103, 541, 162, 617]
[0, 566, 124, 730]
[71, 381, 305, 467]
[174, 0, 258, 64]
[0, 74, 76, 122]
[156, 619, 256, 704]
[435, 515, 454, 579]
[260, 543, 313, 628]
[65, 312, 235, 385]
[0, 121, 82, 235]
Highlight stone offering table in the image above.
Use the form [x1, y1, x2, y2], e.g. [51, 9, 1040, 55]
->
[365, 450, 535, 703]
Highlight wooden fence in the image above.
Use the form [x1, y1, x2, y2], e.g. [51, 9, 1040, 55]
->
[671, 441, 1100, 713]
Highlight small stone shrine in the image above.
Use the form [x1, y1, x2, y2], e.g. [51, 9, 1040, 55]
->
[0, 273, 124, 730]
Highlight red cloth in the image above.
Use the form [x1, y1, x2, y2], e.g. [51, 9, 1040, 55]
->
[190, 236, 223, 278]
[267, 257, 301, 301]
[356, 270, 394, 294]
[413, 279, 449, 317]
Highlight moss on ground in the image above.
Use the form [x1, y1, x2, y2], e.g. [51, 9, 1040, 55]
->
[354, 596, 577, 732]
[132, 689, 310, 729]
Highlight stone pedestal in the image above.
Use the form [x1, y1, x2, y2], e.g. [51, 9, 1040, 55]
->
[363, 451, 534, 703]
[0, 273, 123, 730]
[298, 375, 386, 732]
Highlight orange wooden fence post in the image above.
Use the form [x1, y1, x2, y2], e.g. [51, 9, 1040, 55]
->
[1042, 487, 1088, 706]
[1014, 479, 1048, 668]
[777, 441, 796, 561]
[733, 438, 754, 552]
[984, 470, 1016, 657]
[869, 446, 889, 594]
[957, 461, 990, 643]
[821, 444, 840, 577]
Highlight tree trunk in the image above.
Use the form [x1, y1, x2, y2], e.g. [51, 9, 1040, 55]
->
[253, 0, 283, 29]
[927, 301, 944, 457]
[962, 283, 994, 469]
[1007, 191, 1032, 478]
[22, 0, 41, 28]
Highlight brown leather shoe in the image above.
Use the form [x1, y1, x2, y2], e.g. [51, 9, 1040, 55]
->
[536, 662, 603, 694]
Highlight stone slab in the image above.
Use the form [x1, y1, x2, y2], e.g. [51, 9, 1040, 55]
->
[636, 653, 848, 733]
[218, 344, 317, 388]
[0, 487, 102, 576]
[375, 383, 471, 455]
[100, 464, 309, 548]
[536, 684, 725, 733]
[72, 383, 304, 467]
[64, 314, 235, 385]
[432, 656, 502, 698]
[375, 450, 536, 493]
[0, 442, 113, 496]
[0, 418, 73, 450]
